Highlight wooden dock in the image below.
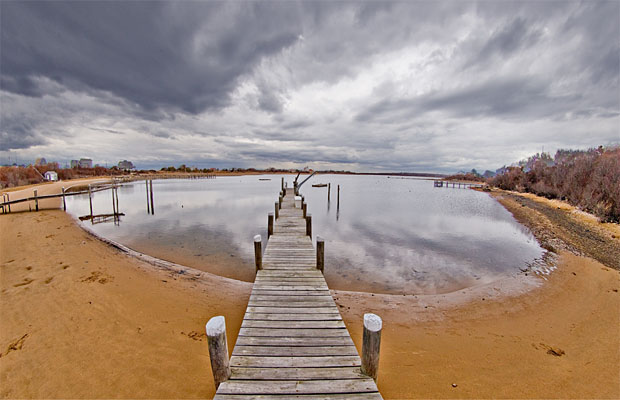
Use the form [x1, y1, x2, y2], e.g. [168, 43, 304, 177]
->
[212, 189, 383, 399]
[434, 180, 484, 189]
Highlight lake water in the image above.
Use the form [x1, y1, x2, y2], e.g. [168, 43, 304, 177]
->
[66, 174, 544, 295]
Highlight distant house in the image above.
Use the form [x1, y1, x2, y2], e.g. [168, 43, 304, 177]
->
[70, 160, 79, 168]
[118, 160, 135, 170]
[35, 157, 47, 166]
[78, 158, 93, 168]
[44, 171, 58, 181]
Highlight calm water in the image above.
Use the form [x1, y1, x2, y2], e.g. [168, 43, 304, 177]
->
[66, 175, 543, 294]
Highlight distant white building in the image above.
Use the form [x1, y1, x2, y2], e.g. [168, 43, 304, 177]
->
[44, 171, 58, 181]
[118, 160, 135, 170]
[78, 158, 93, 168]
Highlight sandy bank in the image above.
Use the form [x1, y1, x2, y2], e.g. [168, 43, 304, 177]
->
[1, 182, 618, 398]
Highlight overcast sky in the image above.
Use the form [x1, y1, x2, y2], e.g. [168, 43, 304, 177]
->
[1, 1, 618, 172]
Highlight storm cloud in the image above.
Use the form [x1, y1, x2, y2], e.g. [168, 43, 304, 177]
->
[1, 1, 618, 172]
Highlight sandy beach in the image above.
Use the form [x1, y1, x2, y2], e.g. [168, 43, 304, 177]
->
[1, 180, 619, 398]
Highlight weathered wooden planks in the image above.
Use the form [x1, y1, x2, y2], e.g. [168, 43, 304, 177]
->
[215, 190, 382, 399]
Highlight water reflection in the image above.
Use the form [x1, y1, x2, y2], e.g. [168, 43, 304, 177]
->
[66, 174, 543, 295]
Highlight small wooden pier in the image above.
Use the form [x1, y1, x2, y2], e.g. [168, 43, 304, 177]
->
[208, 187, 383, 399]
[434, 180, 484, 189]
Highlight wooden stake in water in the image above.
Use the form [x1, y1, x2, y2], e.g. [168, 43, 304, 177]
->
[149, 179, 154, 214]
[88, 185, 93, 219]
[361, 313, 382, 382]
[62, 187, 66, 211]
[337, 184, 340, 209]
[206, 316, 231, 389]
[145, 180, 150, 214]
[328, 183, 331, 201]
[274, 201, 279, 219]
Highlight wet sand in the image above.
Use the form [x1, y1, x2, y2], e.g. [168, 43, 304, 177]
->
[1, 180, 619, 398]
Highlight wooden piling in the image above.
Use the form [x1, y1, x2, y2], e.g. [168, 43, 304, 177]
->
[274, 202, 279, 219]
[206, 316, 231, 390]
[278, 195, 282, 209]
[306, 213, 312, 237]
[115, 186, 119, 214]
[34, 190, 39, 211]
[281, 177, 284, 192]
[361, 313, 382, 382]
[62, 187, 66, 211]
[267, 213, 274, 238]
[6, 193, 10, 213]
[88, 185, 93, 219]
[146, 180, 150, 213]
[149, 180, 154, 214]
[316, 235, 324, 273]
[302, 202, 307, 218]
[111, 186, 116, 215]
[254, 235, 262, 271]
[337, 184, 340, 209]
[328, 183, 331, 201]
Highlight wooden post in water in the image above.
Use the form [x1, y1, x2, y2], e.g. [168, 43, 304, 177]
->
[88, 185, 93, 219]
[274, 202, 279, 219]
[206, 316, 231, 390]
[337, 184, 340, 209]
[149, 180, 154, 214]
[111, 186, 116, 215]
[115, 186, 119, 214]
[254, 235, 262, 271]
[302, 202, 307, 218]
[62, 187, 66, 211]
[145, 179, 150, 213]
[34, 190, 39, 211]
[278, 195, 282, 209]
[316, 236, 324, 273]
[306, 213, 312, 237]
[361, 313, 382, 382]
[328, 183, 331, 201]
[267, 213, 274, 238]
[281, 177, 284, 192]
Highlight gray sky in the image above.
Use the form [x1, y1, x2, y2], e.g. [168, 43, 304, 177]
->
[1, 1, 618, 172]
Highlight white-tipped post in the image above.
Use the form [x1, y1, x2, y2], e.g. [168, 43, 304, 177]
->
[206, 316, 231, 389]
[254, 234, 262, 271]
[361, 313, 382, 381]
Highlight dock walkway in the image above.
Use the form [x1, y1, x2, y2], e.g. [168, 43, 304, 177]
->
[214, 189, 382, 399]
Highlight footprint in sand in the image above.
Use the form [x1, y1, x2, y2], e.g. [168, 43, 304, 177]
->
[80, 271, 114, 284]
[13, 278, 34, 287]
[182, 331, 207, 341]
[44, 277, 54, 284]
[0, 334, 29, 358]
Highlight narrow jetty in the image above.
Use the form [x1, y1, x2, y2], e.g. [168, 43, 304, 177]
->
[434, 180, 485, 189]
[211, 188, 383, 399]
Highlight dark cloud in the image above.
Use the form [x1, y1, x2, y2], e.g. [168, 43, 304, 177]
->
[0, 118, 45, 150]
[0, 1, 301, 114]
[356, 77, 585, 123]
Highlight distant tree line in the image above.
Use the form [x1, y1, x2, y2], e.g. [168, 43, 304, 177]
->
[0, 165, 124, 188]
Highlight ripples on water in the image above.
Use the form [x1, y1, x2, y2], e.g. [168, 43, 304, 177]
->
[66, 175, 543, 295]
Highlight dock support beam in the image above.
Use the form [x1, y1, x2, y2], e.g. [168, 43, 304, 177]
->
[267, 213, 274, 238]
[206, 316, 231, 390]
[302, 202, 307, 218]
[274, 201, 279, 219]
[306, 213, 312, 237]
[361, 313, 382, 382]
[316, 236, 324, 273]
[254, 234, 262, 271]
[88, 185, 93, 219]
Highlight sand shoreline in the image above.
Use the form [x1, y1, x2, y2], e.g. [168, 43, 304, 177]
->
[1, 179, 619, 398]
